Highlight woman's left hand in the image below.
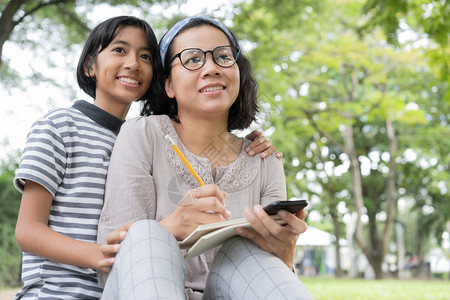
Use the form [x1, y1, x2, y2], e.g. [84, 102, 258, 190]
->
[235, 205, 308, 269]
[245, 130, 283, 158]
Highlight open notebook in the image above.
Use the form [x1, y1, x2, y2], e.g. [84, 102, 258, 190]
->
[179, 215, 285, 260]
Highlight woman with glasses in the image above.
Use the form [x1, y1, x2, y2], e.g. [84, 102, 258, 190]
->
[97, 16, 312, 299]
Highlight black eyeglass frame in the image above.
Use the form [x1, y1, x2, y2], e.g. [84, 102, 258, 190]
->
[167, 45, 240, 71]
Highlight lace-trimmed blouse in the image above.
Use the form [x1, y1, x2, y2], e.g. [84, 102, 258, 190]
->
[97, 115, 286, 295]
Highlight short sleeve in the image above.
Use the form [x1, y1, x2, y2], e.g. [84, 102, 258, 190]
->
[14, 117, 66, 196]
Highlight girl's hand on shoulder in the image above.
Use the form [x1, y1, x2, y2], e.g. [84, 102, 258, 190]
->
[159, 184, 230, 241]
[245, 130, 283, 159]
[235, 205, 308, 269]
[98, 222, 133, 273]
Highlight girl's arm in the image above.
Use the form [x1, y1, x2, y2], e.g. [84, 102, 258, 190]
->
[15, 180, 104, 270]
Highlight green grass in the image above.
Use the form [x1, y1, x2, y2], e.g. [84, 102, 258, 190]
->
[2, 278, 449, 299]
[300, 277, 450, 300]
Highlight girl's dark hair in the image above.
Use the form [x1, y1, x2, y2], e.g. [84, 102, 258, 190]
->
[77, 16, 164, 102]
[141, 18, 258, 131]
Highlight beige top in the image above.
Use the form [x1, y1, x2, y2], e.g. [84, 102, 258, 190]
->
[97, 115, 286, 297]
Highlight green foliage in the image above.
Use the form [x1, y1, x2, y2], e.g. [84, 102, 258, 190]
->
[0, 0, 178, 89]
[233, 0, 448, 277]
[361, 0, 450, 84]
[361, 0, 450, 47]
[0, 153, 22, 288]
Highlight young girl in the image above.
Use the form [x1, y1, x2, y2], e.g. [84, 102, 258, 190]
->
[97, 16, 312, 299]
[13, 16, 158, 299]
[13, 16, 278, 299]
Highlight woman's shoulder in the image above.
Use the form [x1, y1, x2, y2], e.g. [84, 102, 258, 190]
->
[121, 115, 170, 131]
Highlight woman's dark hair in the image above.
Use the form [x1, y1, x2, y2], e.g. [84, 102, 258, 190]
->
[76, 16, 164, 102]
[141, 18, 258, 131]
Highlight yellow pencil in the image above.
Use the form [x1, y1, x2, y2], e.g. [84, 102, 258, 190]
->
[165, 134, 205, 186]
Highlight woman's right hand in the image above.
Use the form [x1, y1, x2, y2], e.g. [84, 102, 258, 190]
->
[159, 184, 230, 241]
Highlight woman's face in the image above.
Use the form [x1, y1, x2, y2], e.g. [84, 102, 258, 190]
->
[164, 25, 240, 120]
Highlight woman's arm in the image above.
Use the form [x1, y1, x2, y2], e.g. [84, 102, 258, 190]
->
[159, 185, 230, 240]
[15, 180, 104, 270]
[98, 185, 230, 272]
[235, 155, 308, 269]
[236, 206, 308, 269]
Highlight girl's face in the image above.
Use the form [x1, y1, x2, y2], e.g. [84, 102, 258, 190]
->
[164, 25, 240, 120]
[91, 26, 153, 116]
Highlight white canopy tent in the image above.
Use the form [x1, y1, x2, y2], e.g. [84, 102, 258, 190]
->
[296, 226, 334, 247]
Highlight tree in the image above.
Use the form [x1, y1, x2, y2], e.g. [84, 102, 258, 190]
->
[360, 0, 450, 91]
[233, 0, 447, 278]
[0, 0, 176, 85]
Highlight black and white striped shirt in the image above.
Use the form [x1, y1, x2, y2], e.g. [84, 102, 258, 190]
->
[14, 100, 123, 299]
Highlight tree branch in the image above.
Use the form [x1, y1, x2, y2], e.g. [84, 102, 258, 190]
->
[301, 109, 344, 152]
[58, 5, 91, 32]
[16, 0, 71, 24]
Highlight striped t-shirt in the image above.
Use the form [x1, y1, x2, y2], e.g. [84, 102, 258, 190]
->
[13, 100, 123, 299]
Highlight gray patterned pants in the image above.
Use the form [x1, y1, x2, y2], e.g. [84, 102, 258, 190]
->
[101, 220, 313, 300]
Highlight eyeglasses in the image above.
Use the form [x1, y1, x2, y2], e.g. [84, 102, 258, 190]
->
[168, 45, 240, 71]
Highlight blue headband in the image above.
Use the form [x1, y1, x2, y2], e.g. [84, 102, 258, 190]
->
[160, 16, 236, 68]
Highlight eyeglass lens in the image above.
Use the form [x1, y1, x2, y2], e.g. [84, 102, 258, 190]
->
[180, 46, 237, 70]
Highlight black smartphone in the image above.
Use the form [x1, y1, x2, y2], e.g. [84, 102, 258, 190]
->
[263, 200, 308, 215]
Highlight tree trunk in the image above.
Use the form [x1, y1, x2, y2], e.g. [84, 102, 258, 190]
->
[0, 0, 29, 67]
[343, 119, 398, 279]
[371, 255, 384, 279]
[382, 118, 398, 257]
[344, 123, 377, 276]
[330, 210, 343, 277]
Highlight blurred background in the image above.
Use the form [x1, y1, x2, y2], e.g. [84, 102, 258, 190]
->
[0, 0, 448, 298]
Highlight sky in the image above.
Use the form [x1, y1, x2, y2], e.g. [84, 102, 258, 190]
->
[0, 0, 238, 161]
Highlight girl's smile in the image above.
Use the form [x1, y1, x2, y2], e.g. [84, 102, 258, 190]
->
[92, 26, 153, 118]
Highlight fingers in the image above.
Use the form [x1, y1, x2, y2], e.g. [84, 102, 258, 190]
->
[245, 130, 262, 141]
[278, 209, 308, 235]
[244, 205, 304, 242]
[179, 184, 227, 207]
[238, 205, 304, 268]
[105, 227, 128, 245]
[98, 242, 121, 273]
[161, 189, 229, 240]
[195, 196, 230, 218]
[295, 208, 308, 221]
[246, 135, 273, 158]
[97, 257, 115, 273]
[179, 184, 230, 220]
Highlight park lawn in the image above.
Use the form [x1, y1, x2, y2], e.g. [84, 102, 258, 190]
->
[2, 278, 449, 299]
[300, 277, 449, 300]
